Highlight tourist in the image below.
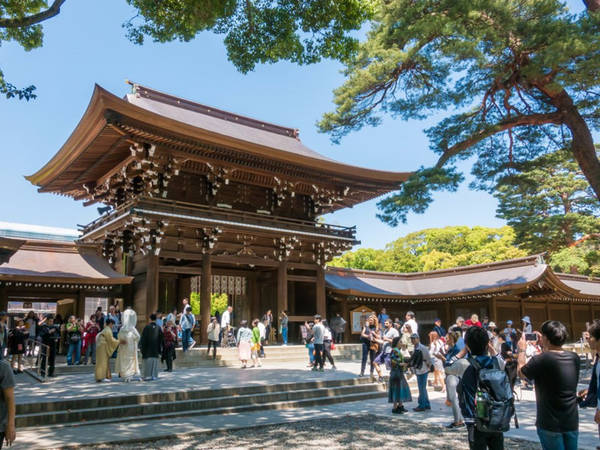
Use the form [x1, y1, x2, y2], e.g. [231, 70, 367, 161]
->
[0, 353, 16, 447]
[140, 313, 163, 381]
[108, 305, 120, 330]
[38, 314, 60, 378]
[166, 307, 177, 326]
[378, 308, 389, 325]
[0, 312, 8, 360]
[257, 319, 266, 357]
[482, 316, 490, 330]
[250, 319, 262, 368]
[94, 307, 105, 329]
[116, 309, 141, 382]
[500, 333, 518, 394]
[330, 313, 346, 344]
[518, 321, 580, 450]
[437, 330, 466, 429]
[465, 314, 482, 328]
[162, 319, 177, 372]
[433, 318, 447, 338]
[220, 305, 233, 345]
[181, 298, 189, 315]
[180, 306, 195, 352]
[155, 311, 164, 328]
[95, 318, 119, 382]
[312, 315, 325, 372]
[359, 315, 379, 378]
[458, 326, 506, 449]
[372, 318, 399, 382]
[262, 309, 273, 345]
[449, 316, 465, 334]
[82, 314, 100, 365]
[66, 315, 82, 366]
[400, 323, 414, 353]
[207, 316, 220, 360]
[322, 320, 336, 370]
[237, 320, 252, 368]
[304, 322, 315, 367]
[429, 331, 445, 392]
[409, 333, 432, 412]
[402, 311, 418, 335]
[279, 310, 289, 346]
[521, 316, 532, 334]
[503, 320, 517, 351]
[578, 321, 600, 438]
[24, 311, 38, 356]
[388, 336, 411, 414]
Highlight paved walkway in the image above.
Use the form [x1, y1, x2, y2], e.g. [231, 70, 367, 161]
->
[13, 361, 600, 449]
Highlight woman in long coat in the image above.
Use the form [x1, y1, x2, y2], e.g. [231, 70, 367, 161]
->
[95, 318, 119, 382]
[116, 309, 141, 382]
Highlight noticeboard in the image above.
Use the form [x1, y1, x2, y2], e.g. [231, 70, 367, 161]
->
[350, 305, 374, 334]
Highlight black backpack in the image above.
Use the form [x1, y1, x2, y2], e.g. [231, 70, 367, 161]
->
[468, 357, 516, 433]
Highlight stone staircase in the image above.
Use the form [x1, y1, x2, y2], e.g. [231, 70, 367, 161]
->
[52, 344, 363, 374]
[17, 376, 389, 430]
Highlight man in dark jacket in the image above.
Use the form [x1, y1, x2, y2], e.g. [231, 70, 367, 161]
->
[458, 326, 505, 450]
[139, 314, 163, 381]
[38, 314, 60, 377]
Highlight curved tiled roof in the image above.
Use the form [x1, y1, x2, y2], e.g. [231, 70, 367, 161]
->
[325, 255, 600, 300]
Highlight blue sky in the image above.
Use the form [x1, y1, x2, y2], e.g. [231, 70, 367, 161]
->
[0, 0, 589, 249]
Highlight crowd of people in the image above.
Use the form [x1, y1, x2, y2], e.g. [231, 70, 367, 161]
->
[352, 308, 597, 450]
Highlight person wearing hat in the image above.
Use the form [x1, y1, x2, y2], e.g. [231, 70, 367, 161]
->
[522, 316, 533, 334]
[409, 333, 432, 411]
[38, 314, 60, 377]
[503, 320, 518, 352]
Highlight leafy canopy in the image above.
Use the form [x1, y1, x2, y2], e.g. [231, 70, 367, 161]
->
[319, 0, 600, 224]
[330, 225, 526, 272]
[190, 292, 229, 316]
[0, 0, 371, 100]
[494, 147, 600, 254]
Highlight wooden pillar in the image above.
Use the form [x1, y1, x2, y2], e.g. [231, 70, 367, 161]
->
[569, 301, 576, 338]
[316, 265, 326, 318]
[0, 287, 7, 313]
[201, 253, 212, 344]
[444, 301, 451, 326]
[76, 290, 86, 321]
[146, 254, 159, 324]
[490, 297, 497, 322]
[342, 298, 350, 343]
[545, 300, 551, 322]
[519, 297, 525, 322]
[277, 261, 288, 320]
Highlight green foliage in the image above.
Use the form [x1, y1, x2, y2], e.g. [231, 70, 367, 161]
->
[210, 293, 228, 316]
[124, 0, 373, 73]
[330, 225, 526, 272]
[550, 242, 600, 277]
[189, 291, 229, 316]
[494, 147, 600, 254]
[319, 0, 600, 222]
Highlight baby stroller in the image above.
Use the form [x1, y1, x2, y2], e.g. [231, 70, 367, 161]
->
[224, 326, 237, 347]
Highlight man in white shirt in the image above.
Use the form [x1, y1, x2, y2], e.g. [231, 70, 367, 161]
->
[402, 311, 418, 335]
[410, 333, 432, 411]
[220, 306, 232, 345]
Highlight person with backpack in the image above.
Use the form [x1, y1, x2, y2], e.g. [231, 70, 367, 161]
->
[458, 326, 513, 450]
[517, 321, 580, 450]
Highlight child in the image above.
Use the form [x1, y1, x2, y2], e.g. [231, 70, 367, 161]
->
[388, 336, 411, 414]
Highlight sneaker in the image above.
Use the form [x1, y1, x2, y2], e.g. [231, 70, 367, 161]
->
[331, 366, 337, 371]
[319, 368, 324, 372]
[399, 406, 408, 413]
[101, 378, 111, 383]
[392, 407, 401, 414]
[378, 376, 384, 383]
[446, 422, 465, 429]
[413, 407, 430, 412]
[311, 367, 318, 372]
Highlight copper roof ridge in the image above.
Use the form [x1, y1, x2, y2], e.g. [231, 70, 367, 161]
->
[128, 81, 300, 139]
[556, 272, 600, 282]
[20, 240, 78, 253]
[326, 254, 545, 279]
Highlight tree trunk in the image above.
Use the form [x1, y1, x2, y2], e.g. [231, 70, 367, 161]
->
[552, 90, 600, 203]
[584, 0, 600, 12]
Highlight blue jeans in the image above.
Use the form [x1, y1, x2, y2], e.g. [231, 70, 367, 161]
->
[307, 343, 314, 363]
[536, 428, 578, 450]
[416, 372, 430, 409]
[182, 328, 191, 352]
[67, 341, 81, 365]
[282, 328, 288, 345]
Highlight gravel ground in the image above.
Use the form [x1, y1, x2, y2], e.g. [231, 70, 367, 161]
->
[94, 414, 541, 449]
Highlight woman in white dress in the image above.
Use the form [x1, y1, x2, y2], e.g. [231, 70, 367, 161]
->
[115, 308, 141, 382]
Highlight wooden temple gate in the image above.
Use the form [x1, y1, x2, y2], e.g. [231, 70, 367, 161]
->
[26, 83, 409, 340]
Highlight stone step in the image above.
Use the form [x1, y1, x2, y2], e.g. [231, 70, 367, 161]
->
[17, 376, 376, 415]
[18, 383, 386, 428]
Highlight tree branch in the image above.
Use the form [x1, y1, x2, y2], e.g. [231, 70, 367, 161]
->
[0, 0, 66, 28]
[435, 112, 563, 168]
[583, 0, 600, 12]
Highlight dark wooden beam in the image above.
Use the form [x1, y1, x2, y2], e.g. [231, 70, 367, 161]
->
[287, 274, 317, 283]
[316, 265, 326, 317]
[277, 261, 288, 323]
[201, 253, 212, 344]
